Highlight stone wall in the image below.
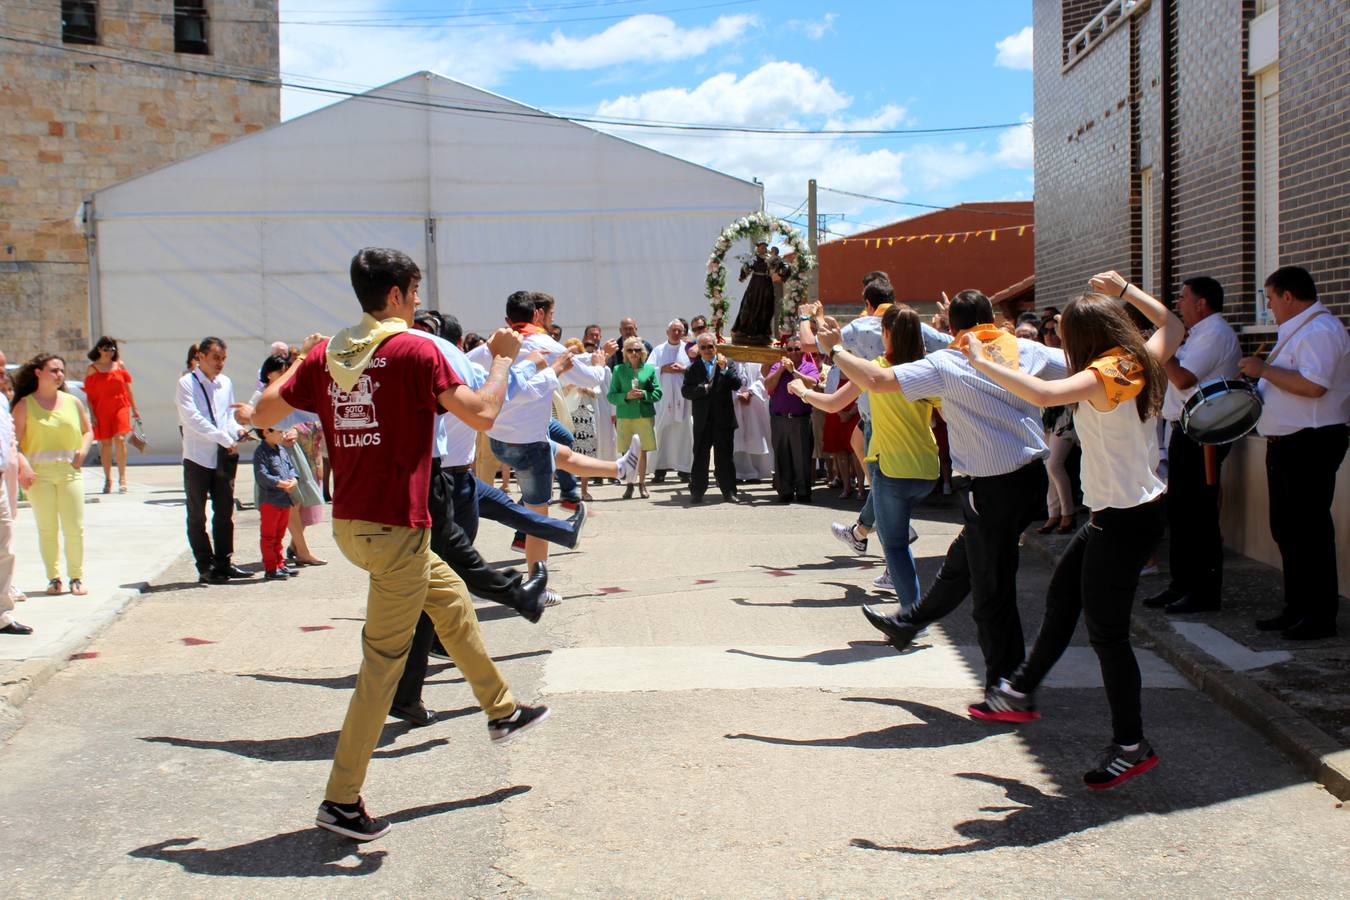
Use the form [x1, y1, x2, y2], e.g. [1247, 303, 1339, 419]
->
[0, 0, 279, 363]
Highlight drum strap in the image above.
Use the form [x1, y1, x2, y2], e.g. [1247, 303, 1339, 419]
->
[1266, 310, 1331, 367]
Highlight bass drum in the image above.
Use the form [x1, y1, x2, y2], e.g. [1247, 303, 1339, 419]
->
[1180, 377, 1262, 445]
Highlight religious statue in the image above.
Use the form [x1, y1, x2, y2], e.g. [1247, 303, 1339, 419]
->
[730, 240, 791, 345]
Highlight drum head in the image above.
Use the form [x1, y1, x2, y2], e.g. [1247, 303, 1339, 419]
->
[1182, 384, 1261, 445]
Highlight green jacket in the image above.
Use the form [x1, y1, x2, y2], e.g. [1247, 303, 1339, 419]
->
[608, 362, 661, 418]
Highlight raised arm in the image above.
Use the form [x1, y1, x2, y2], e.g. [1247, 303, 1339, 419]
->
[787, 378, 861, 413]
[1090, 271, 1184, 364]
[812, 320, 899, 394]
[961, 332, 1102, 408]
[255, 334, 324, 429]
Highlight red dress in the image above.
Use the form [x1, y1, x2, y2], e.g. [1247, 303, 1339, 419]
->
[822, 374, 860, 454]
[84, 366, 134, 440]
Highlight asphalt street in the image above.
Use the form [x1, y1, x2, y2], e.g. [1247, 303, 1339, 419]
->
[2, 477, 1346, 897]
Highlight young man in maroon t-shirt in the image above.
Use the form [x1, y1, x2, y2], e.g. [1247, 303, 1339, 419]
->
[256, 248, 549, 842]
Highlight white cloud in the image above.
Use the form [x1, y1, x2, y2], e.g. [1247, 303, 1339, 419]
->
[995, 120, 1034, 168]
[787, 13, 838, 40]
[995, 25, 1034, 71]
[520, 14, 758, 70]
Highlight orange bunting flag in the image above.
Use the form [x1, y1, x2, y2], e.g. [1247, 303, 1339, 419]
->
[1018, 226, 1027, 236]
[887, 238, 894, 247]
[990, 230, 997, 241]
[947, 234, 956, 243]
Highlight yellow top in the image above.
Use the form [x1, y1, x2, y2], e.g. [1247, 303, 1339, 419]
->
[864, 356, 940, 480]
[20, 392, 84, 460]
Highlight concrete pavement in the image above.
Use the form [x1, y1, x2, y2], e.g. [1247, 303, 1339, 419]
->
[2, 478, 1346, 896]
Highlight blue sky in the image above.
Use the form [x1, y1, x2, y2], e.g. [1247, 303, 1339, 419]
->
[279, 1, 1034, 238]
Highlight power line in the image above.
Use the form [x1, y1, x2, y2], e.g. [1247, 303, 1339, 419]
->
[818, 186, 1035, 218]
[0, 33, 1034, 138]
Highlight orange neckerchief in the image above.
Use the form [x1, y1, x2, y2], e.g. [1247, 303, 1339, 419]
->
[511, 322, 545, 335]
[1086, 346, 1145, 406]
[870, 303, 892, 317]
[950, 324, 1020, 370]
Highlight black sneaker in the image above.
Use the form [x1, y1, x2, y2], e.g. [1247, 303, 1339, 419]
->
[968, 680, 1040, 723]
[315, 797, 391, 841]
[1083, 740, 1159, 790]
[263, 569, 287, 581]
[488, 704, 551, 744]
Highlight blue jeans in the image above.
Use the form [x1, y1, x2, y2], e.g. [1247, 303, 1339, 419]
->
[549, 417, 580, 502]
[474, 476, 579, 549]
[489, 438, 557, 506]
[858, 419, 876, 530]
[871, 471, 937, 610]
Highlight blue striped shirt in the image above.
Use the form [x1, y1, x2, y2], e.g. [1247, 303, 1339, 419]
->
[841, 315, 949, 420]
[891, 339, 1068, 477]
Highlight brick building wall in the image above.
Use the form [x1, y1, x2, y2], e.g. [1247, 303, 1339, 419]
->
[0, 1, 279, 363]
[1034, 0, 1349, 337]
[1278, 0, 1350, 321]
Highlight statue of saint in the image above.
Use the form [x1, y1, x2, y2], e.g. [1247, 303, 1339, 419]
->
[730, 240, 790, 345]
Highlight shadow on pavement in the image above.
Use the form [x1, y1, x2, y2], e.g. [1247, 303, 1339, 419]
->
[237, 650, 553, 691]
[726, 698, 1009, 750]
[731, 581, 873, 608]
[127, 786, 531, 878]
[139, 716, 475, 762]
[121, 580, 209, 594]
[726, 641, 929, 666]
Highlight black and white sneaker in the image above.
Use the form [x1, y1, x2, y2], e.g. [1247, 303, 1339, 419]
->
[831, 521, 867, 554]
[615, 435, 642, 485]
[316, 797, 391, 841]
[968, 679, 1040, 723]
[1083, 739, 1158, 790]
[488, 704, 551, 744]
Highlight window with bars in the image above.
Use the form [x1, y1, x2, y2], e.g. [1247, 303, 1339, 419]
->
[61, 0, 98, 45]
[175, 0, 210, 55]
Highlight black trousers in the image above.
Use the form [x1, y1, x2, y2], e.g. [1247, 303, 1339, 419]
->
[1165, 425, 1230, 603]
[903, 460, 1048, 687]
[690, 424, 736, 499]
[183, 455, 237, 574]
[770, 414, 813, 500]
[1013, 497, 1165, 746]
[394, 463, 526, 709]
[1266, 424, 1348, 626]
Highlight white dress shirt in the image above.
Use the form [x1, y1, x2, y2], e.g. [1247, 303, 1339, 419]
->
[1161, 312, 1242, 421]
[177, 369, 244, 469]
[470, 332, 606, 445]
[890, 339, 1068, 478]
[1256, 301, 1350, 436]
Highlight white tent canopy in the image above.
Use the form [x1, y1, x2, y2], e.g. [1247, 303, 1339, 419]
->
[87, 71, 762, 456]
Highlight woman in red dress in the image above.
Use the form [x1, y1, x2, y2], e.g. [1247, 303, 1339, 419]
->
[821, 371, 863, 498]
[83, 336, 139, 494]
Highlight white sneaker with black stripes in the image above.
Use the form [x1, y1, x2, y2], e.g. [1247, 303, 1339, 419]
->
[315, 797, 391, 842]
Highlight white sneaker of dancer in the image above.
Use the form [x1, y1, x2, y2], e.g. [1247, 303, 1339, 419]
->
[872, 570, 894, 592]
[616, 434, 642, 484]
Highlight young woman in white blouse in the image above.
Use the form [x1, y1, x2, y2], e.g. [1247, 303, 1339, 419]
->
[958, 270, 1184, 790]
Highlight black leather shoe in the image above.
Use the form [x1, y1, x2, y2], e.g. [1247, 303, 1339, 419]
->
[1143, 588, 1183, 609]
[724, 492, 748, 503]
[1, 621, 34, 635]
[199, 571, 230, 585]
[795, 494, 813, 504]
[214, 564, 253, 579]
[389, 701, 437, 727]
[861, 604, 919, 651]
[1166, 596, 1221, 614]
[515, 562, 550, 624]
[1281, 619, 1337, 641]
[1255, 611, 1299, 631]
[689, 494, 704, 505]
[562, 503, 586, 550]
[263, 569, 288, 581]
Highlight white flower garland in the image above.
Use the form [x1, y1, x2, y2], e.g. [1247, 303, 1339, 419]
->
[705, 211, 817, 339]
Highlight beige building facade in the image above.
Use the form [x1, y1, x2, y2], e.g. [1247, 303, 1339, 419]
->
[0, 1, 279, 361]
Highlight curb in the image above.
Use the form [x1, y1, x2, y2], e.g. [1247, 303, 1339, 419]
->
[1021, 535, 1350, 801]
[0, 552, 186, 723]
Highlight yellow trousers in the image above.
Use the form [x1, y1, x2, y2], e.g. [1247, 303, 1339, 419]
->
[29, 462, 84, 581]
[325, 518, 516, 804]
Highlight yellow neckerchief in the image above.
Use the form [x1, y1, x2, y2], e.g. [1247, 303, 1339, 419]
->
[325, 313, 408, 391]
[950, 324, 1020, 369]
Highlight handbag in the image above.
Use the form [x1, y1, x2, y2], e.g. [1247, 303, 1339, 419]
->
[128, 415, 148, 453]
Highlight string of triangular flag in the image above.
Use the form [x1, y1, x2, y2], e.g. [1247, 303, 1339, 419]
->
[838, 224, 1033, 247]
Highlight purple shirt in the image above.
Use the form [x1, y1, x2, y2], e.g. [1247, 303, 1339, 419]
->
[768, 354, 820, 416]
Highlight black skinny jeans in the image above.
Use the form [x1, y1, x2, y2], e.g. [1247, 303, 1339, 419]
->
[1012, 496, 1165, 746]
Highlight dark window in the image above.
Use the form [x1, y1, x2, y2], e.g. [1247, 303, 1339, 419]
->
[175, 0, 210, 55]
[61, 0, 99, 45]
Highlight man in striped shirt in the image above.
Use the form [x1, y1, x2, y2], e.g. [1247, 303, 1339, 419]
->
[817, 290, 1067, 694]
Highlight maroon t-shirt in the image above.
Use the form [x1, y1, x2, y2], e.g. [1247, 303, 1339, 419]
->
[280, 332, 459, 528]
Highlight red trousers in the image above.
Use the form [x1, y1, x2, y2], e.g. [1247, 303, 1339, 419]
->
[259, 502, 290, 571]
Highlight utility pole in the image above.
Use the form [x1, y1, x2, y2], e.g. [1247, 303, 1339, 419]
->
[807, 178, 818, 304]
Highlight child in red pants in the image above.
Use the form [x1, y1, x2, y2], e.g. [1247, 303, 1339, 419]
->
[252, 427, 299, 580]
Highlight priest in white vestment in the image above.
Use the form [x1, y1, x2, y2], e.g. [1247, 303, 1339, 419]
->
[648, 320, 695, 480]
[732, 360, 774, 480]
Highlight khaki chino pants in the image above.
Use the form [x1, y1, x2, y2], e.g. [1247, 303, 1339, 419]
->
[326, 517, 516, 804]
